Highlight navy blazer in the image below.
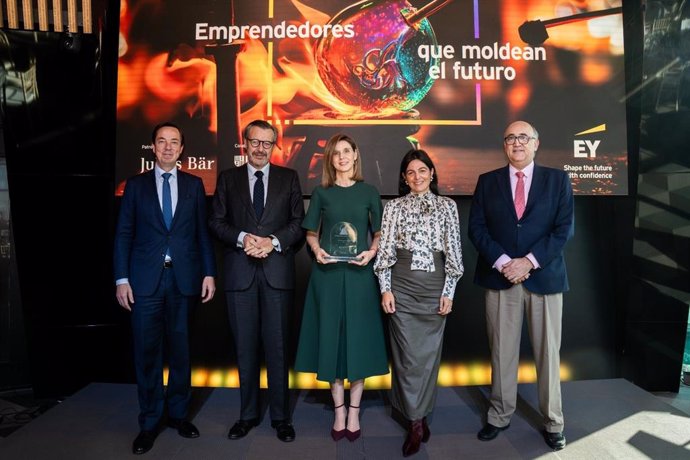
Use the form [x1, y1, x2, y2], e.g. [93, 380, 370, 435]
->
[209, 163, 305, 291]
[113, 169, 217, 296]
[468, 163, 574, 295]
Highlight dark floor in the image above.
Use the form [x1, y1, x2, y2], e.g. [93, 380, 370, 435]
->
[0, 378, 689, 459]
[0, 389, 60, 438]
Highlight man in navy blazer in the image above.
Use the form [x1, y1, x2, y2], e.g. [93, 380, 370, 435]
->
[469, 120, 574, 451]
[114, 122, 216, 455]
[209, 119, 305, 442]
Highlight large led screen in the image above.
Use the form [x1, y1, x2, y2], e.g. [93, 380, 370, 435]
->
[116, 0, 628, 196]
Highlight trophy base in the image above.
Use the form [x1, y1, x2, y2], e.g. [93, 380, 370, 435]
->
[325, 255, 363, 262]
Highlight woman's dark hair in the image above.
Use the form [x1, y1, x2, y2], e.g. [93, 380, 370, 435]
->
[398, 149, 439, 196]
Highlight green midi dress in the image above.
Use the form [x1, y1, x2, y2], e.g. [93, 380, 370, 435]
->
[294, 182, 389, 382]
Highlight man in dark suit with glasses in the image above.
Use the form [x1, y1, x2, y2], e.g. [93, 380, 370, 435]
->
[209, 119, 305, 443]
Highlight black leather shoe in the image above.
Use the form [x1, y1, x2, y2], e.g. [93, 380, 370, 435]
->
[167, 419, 200, 438]
[477, 423, 510, 441]
[132, 430, 156, 455]
[272, 421, 296, 442]
[544, 431, 566, 450]
[227, 419, 258, 439]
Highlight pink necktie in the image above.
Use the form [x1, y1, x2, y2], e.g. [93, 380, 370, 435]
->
[514, 171, 525, 219]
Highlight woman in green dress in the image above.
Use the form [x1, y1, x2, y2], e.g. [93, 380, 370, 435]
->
[294, 133, 389, 442]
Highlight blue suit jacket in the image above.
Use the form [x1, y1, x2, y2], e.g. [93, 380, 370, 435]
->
[113, 169, 217, 296]
[468, 163, 574, 295]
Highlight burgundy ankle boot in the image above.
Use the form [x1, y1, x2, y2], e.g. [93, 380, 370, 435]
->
[402, 419, 424, 457]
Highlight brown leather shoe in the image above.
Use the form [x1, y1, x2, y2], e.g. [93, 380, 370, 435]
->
[402, 419, 424, 457]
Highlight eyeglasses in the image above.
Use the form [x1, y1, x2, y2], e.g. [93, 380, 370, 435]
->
[504, 134, 536, 145]
[246, 138, 275, 149]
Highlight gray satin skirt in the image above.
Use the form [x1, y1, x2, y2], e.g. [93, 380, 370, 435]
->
[389, 249, 446, 421]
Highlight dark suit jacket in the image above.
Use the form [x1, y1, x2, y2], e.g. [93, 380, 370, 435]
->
[209, 164, 305, 290]
[468, 163, 574, 295]
[113, 170, 217, 296]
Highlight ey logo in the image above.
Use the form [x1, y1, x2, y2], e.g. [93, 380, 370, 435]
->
[574, 124, 605, 158]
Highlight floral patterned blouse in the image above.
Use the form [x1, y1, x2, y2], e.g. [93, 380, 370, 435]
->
[374, 191, 464, 299]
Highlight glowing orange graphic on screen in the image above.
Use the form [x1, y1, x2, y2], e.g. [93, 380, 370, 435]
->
[116, 0, 628, 196]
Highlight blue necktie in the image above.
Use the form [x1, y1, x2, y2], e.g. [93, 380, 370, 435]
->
[162, 172, 173, 229]
[253, 170, 264, 219]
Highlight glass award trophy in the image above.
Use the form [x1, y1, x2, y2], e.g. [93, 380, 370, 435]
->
[325, 221, 361, 262]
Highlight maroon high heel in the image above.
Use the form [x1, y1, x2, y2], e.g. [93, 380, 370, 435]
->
[331, 403, 347, 441]
[345, 405, 361, 441]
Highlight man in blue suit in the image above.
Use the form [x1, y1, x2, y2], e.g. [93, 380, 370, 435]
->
[114, 122, 216, 455]
[209, 119, 304, 443]
[469, 120, 574, 451]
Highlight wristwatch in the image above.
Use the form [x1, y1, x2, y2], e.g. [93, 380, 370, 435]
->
[271, 235, 279, 250]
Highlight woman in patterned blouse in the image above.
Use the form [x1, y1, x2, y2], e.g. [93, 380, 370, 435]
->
[374, 149, 464, 457]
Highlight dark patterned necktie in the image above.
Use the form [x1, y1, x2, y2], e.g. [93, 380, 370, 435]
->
[253, 170, 264, 219]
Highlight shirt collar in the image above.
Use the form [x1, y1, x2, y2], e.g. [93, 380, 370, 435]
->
[247, 163, 270, 178]
[155, 164, 177, 179]
[509, 161, 534, 178]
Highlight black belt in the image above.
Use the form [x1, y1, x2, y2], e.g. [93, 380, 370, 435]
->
[164, 260, 173, 268]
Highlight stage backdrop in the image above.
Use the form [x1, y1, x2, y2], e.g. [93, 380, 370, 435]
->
[115, 0, 628, 197]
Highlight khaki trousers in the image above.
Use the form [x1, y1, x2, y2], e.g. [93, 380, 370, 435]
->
[485, 284, 564, 432]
